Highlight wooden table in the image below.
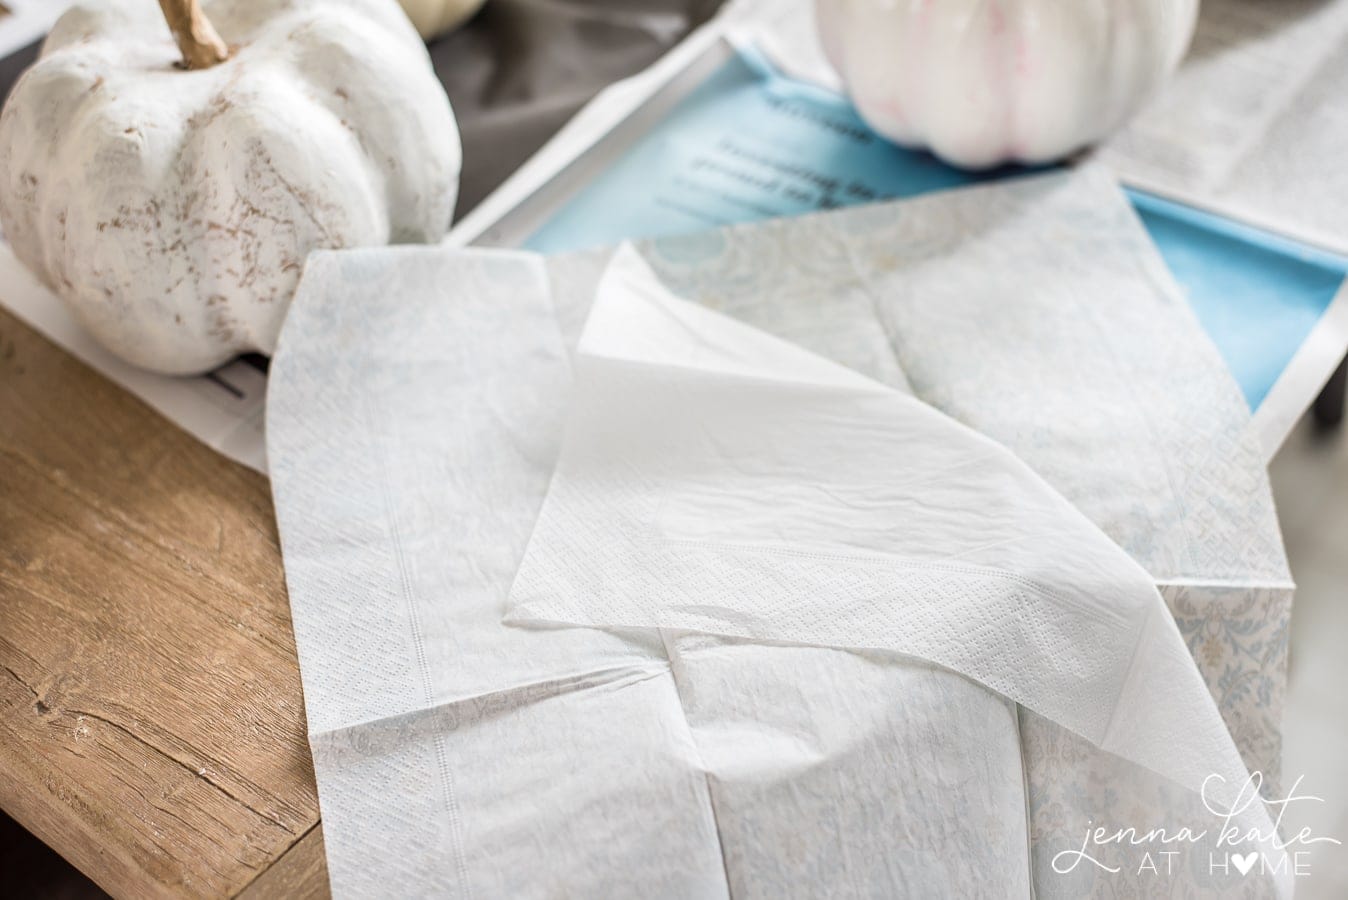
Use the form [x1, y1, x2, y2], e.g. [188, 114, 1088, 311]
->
[0, 308, 329, 898]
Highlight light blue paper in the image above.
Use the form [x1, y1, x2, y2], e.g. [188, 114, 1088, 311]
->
[525, 46, 1348, 411]
[1129, 191, 1347, 410]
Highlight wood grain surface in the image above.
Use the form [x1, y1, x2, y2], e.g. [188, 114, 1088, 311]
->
[0, 307, 329, 898]
[237, 826, 328, 900]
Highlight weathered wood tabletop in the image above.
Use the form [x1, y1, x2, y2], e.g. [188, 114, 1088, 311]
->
[0, 307, 329, 898]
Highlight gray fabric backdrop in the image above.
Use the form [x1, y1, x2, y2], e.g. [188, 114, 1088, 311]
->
[0, 0, 723, 218]
[430, 0, 723, 213]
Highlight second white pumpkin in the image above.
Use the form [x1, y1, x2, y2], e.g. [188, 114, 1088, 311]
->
[815, 0, 1198, 169]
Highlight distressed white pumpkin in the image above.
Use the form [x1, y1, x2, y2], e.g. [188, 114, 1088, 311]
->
[0, 0, 461, 374]
[398, 0, 485, 40]
[815, 0, 1198, 169]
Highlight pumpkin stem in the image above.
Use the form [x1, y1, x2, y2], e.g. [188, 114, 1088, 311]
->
[157, 0, 230, 70]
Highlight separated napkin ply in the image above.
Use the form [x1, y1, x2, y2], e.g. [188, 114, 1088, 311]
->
[269, 168, 1292, 897]
[513, 246, 1235, 776]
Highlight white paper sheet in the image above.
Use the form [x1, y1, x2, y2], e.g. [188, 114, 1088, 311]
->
[270, 169, 1294, 897]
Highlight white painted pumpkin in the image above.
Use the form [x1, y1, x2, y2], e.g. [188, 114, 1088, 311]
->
[397, 0, 485, 40]
[0, 0, 461, 374]
[815, 0, 1198, 169]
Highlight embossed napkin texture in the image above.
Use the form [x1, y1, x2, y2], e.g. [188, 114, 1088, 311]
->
[269, 167, 1291, 898]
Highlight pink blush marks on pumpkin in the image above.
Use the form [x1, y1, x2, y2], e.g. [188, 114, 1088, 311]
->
[987, 2, 1007, 37]
[1014, 38, 1034, 79]
[873, 93, 909, 131]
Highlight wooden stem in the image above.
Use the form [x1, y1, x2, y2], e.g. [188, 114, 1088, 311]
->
[157, 0, 230, 70]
